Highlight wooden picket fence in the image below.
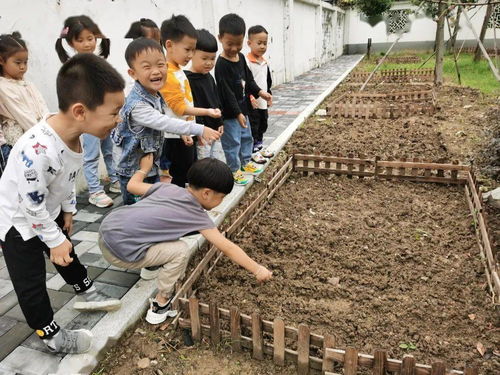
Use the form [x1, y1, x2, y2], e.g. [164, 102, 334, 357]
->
[455, 47, 497, 56]
[168, 153, 498, 374]
[177, 297, 479, 375]
[376, 56, 421, 64]
[326, 88, 436, 119]
[348, 68, 434, 83]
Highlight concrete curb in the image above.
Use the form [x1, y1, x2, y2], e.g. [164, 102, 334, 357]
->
[55, 54, 364, 374]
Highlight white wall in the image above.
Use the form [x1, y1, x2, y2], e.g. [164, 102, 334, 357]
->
[345, 2, 497, 51]
[0, 0, 344, 112]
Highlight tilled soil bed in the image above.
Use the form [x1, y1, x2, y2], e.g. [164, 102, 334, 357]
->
[287, 85, 495, 165]
[197, 174, 500, 374]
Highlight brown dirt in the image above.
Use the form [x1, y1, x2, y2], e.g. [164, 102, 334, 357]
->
[93, 320, 297, 375]
[287, 85, 494, 166]
[197, 174, 499, 374]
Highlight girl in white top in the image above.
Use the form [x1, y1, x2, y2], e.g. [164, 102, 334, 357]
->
[55, 15, 119, 208]
[0, 32, 49, 176]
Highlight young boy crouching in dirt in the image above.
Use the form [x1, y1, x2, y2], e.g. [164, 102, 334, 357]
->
[98, 154, 272, 324]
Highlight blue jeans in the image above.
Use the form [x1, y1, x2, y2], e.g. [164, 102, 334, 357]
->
[220, 117, 253, 173]
[118, 174, 159, 205]
[82, 134, 118, 194]
[159, 139, 171, 171]
[0, 144, 12, 178]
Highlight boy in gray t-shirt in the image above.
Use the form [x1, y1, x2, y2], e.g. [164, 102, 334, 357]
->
[98, 155, 272, 324]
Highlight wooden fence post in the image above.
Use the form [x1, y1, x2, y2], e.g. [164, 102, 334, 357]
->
[322, 333, 336, 373]
[401, 355, 416, 375]
[297, 324, 311, 375]
[431, 361, 446, 375]
[209, 302, 220, 346]
[252, 312, 264, 360]
[273, 318, 285, 366]
[230, 306, 241, 352]
[372, 349, 387, 375]
[188, 297, 201, 342]
[344, 347, 358, 375]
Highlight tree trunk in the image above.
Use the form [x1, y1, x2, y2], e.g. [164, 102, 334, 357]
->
[449, 6, 462, 53]
[474, 1, 494, 62]
[434, 1, 447, 85]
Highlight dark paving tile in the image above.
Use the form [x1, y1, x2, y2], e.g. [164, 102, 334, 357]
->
[6, 289, 75, 321]
[71, 220, 89, 235]
[0, 291, 18, 315]
[0, 315, 17, 336]
[0, 321, 32, 361]
[65, 310, 106, 331]
[85, 222, 101, 232]
[96, 269, 140, 288]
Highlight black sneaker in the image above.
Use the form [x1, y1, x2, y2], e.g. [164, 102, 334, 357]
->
[145, 298, 177, 324]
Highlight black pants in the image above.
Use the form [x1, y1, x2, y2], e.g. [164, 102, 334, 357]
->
[1, 212, 91, 331]
[166, 138, 196, 188]
[248, 108, 269, 143]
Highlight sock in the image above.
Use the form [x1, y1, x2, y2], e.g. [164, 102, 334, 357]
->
[36, 320, 60, 341]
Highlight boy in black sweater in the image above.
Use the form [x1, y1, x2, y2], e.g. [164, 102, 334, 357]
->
[215, 13, 272, 185]
[185, 29, 225, 163]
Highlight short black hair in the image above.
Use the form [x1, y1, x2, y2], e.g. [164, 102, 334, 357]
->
[248, 25, 268, 37]
[0, 32, 27, 76]
[125, 18, 159, 39]
[187, 158, 234, 195]
[160, 14, 197, 44]
[57, 53, 125, 112]
[219, 13, 245, 37]
[125, 37, 164, 68]
[195, 29, 217, 53]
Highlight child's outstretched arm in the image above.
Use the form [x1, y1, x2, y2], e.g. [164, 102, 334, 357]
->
[131, 103, 220, 143]
[201, 227, 272, 282]
[127, 153, 155, 196]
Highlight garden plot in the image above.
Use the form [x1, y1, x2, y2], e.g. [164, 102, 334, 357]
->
[172, 155, 498, 375]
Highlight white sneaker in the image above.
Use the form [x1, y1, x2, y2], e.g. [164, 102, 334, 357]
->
[73, 286, 121, 311]
[88, 191, 113, 208]
[44, 328, 93, 354]
[145, 298, 177, 325]
[109, 181, 121, 193]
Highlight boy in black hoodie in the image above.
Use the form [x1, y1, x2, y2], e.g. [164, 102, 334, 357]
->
[185, 29, 226, 163]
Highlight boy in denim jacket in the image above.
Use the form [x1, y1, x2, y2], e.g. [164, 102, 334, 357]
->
[113, 38, 220, 205]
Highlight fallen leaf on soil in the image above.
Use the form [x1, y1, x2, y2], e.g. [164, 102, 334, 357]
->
[476, 342, 486, 357]
[137, 357, 150, 368]
[468, 314, 476, 320]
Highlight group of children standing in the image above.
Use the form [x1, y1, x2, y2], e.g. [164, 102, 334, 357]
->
[0, 12, 273, 355]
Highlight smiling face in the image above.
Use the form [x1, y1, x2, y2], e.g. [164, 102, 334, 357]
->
[248, 32, 268, 58]
[0, 49, 28, 80]
[166, 35, 197, 67]
[70, 29, 97, 54]
[128, 48, 167, 94]
[218, 33, 244, 59]
[82, 91, 124, 139]
[190, 50, 216, 74]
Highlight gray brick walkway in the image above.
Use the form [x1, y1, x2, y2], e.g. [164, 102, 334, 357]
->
[0, 54, 363, 375]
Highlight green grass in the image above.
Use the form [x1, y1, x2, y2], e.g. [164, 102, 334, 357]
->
[360, 50, 500, 95]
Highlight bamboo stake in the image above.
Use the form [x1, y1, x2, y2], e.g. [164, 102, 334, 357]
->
[462, 5, 500, 80]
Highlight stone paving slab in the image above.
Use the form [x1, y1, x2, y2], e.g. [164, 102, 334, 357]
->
[0, 54, 363, 374]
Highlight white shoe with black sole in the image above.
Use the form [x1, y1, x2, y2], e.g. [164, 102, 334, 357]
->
[145, 298, 178, 324]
